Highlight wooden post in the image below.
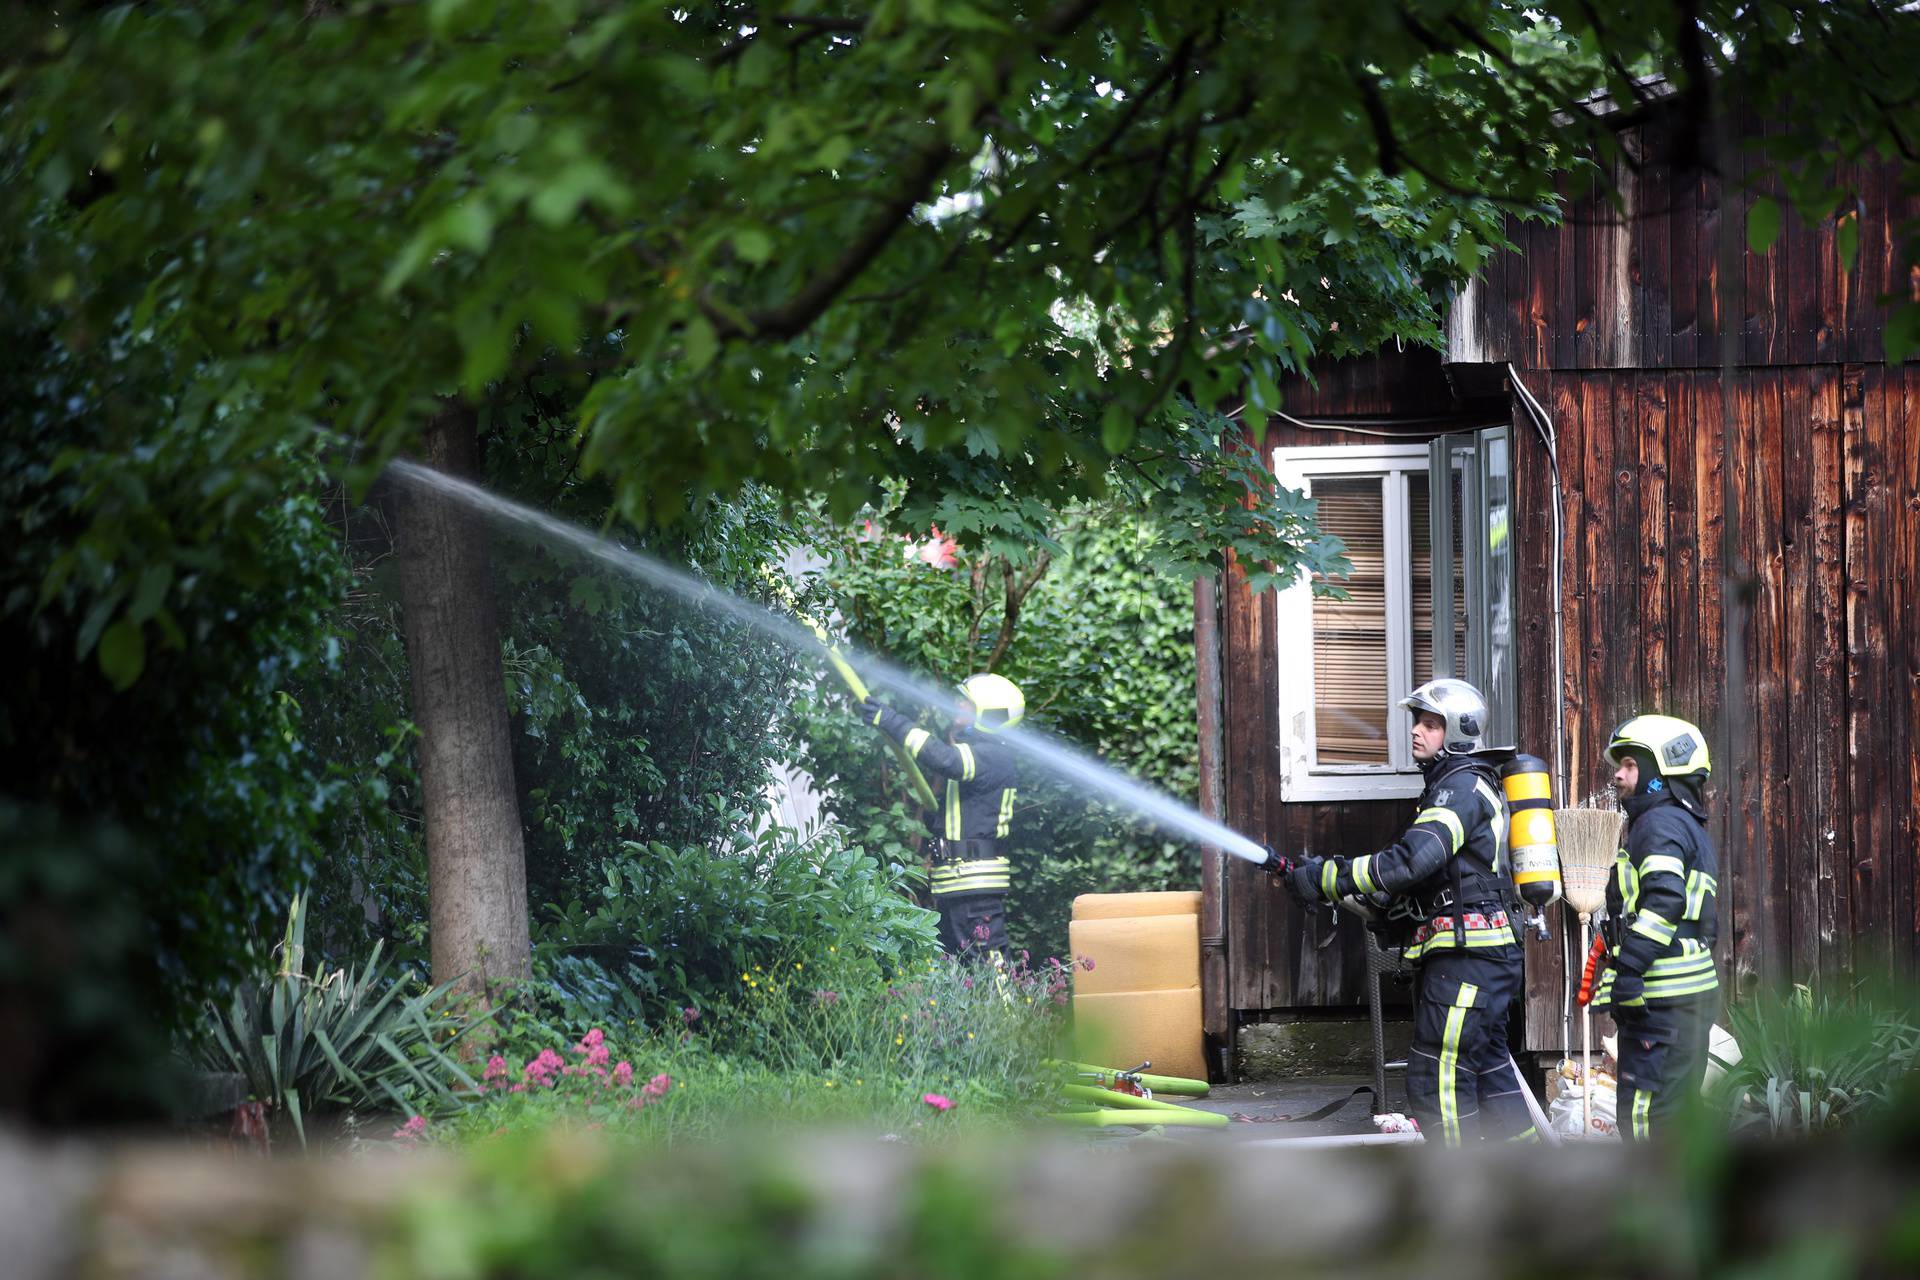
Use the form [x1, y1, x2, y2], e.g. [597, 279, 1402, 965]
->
[1194, 573, 1232, 1078]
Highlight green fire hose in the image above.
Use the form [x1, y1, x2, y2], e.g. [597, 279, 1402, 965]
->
[811, 625, 938, 812]
[1054, 1083, 1229, 1128]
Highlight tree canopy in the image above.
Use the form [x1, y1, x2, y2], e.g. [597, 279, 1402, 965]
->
[10, 3, 1920, 653]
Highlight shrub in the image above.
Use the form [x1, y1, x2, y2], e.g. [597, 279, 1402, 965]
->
[1714, 980, 1920, 1136]
[193, 893, 484, 1145]
[529, 820, 941, 1038]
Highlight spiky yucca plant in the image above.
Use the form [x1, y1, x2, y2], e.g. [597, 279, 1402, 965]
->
[196, 893, 484, 1145]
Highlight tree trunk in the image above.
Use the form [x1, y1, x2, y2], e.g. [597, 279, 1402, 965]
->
[393, 402, 530, 1005]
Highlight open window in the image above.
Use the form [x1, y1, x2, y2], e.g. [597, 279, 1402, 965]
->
[1272, 426, 1513, 802]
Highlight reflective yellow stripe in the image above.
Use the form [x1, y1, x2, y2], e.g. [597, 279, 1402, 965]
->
[904, 727, 931, 758]
[1321, 860, 1340, 899]
[1438, 982, 1478, 1145]
[1414, 806, 1466, 852]
[1402, 925, 1515, 962]
[1632, 1089, 1651, 1140]
[945, 779, 962, 839]
[996, 787, 1015, 838]
[1474, 779, 1508, 873]
[956, 743, 976, 781]
[1684, 870, 1716, 920]
[1640, 853, 1686, 880]
[1352, 855, 1377, 895]
[1630, 911, 1677, 944]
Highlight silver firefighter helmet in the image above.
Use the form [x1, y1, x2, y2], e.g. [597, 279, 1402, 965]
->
[1400, 678, 1490, 756]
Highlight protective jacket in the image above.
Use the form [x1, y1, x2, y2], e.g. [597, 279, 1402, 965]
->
[866, 705, 1017, 898]
[1317, 753, 1516, 963]
[1591, 786, 1720, 1008]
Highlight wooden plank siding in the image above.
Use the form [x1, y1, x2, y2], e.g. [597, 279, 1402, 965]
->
[1216, 102, 1920, 1053]
[1446, 118, 1919, 371]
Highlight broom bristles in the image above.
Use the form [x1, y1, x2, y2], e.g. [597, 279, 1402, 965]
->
[1555, 807, 1623, 916]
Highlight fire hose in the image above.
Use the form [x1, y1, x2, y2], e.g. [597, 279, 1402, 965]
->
[810, 624, 938, 812]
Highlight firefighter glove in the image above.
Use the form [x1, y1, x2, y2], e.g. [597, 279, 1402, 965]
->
[1609, 966, 1646, 1007]
[856, 698, 887, 727]
[1284, 857, 1326, 906]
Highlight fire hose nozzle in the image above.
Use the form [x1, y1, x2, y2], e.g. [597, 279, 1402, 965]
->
[1259, 845, 1295, 876]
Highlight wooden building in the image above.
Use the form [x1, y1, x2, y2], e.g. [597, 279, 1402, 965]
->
[1197, 103, 1920, 1065]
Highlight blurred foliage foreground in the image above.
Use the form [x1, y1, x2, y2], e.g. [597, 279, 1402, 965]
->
[15, 1104, 1920, 1280]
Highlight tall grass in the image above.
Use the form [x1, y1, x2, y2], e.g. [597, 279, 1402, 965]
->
[430, 950, 1074, 1147]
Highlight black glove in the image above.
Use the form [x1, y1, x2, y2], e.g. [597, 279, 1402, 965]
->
[856, 698, 887, 727]
[1284, 857, 1327, 906]
[1608, 966, 1645, 1008]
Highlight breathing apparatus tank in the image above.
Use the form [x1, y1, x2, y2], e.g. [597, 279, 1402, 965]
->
[1499, 754, 1561, 940]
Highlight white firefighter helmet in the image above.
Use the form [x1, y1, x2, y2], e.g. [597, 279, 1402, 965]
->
[1399, 678, 1490, 755]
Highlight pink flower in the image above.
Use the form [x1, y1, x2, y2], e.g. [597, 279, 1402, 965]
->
[575, 1028, 606, 1054]
[813, 988, 840, 1006]
[643, 1073, 673, 1098]
[921, 1093, 955, 1113]
[482, 1055, 509, 1087]
[681, 1006, 700, 1025]
[915, 528, 959, 569]
[1079, 955, 1095, 972]
[584, 1043, 611, 1068]
[612, 1061, 634, 1087]
[393, 1115, 428, 1142]
[524, 1048, 565, 1086]
[856, 518, 882, 543]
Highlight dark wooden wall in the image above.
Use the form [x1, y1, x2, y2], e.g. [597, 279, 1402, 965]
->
[1450, 106, 1920, 372]
[1505, 364, 1920, 1050]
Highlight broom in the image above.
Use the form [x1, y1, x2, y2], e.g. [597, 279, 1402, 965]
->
[1555, 806, 1623, 1136]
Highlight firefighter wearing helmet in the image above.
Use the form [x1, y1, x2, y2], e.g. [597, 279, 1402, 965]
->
[860, 673, 1022, 959]
[1279, 678, 1534, 1144]
[1591, 714, 1719, 1140]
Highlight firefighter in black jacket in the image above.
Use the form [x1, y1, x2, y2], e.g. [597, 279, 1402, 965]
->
[860, 674, 1023, 959]
[1590, 714, 1720, 1140]
[1281, 678, 1532, 1144]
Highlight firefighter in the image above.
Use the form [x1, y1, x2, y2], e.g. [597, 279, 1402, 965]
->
[1279, 678, 1532, 1144]
[860, 674, 1022, 959]
[1590, 715, 1720, 1141]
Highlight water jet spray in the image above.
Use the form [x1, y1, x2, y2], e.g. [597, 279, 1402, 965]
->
[387, 461, 1280, 869]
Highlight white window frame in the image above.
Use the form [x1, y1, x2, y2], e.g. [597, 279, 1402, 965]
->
[1272, 443, 1431, 802]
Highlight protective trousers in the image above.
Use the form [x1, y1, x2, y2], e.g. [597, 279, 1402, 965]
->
[1615, 991, 1718, 1140]
[937, 892, 1008, 960]
[1406, 947, 1531, 1144]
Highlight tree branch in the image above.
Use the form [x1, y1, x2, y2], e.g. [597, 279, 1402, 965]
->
[715, 0, 1108, 342]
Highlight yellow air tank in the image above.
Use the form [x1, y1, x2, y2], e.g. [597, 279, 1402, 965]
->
[1500, 754, 1561, 939]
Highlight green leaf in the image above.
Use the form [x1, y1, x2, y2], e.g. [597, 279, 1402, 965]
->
[1454, 230, 1482, 274]
[98, 617, 145, 690]
[1747, 196, 1782, 255]
[128, 563, 172, 625]
[732, 228, 774, 265]
[1100, 405, 1134, 453]
[684, 315, 719, 372]
[1837, 211, 1859, 275]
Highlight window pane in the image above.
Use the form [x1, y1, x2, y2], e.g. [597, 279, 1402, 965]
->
[1409, 472, 1432, 688]
[1483, 431, 1514, 744]
[1312, 478, 1388, 765]
[1449, 448, 1470, 674]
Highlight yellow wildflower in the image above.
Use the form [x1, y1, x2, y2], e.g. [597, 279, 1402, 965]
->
[894, 1035, 904, 1045]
